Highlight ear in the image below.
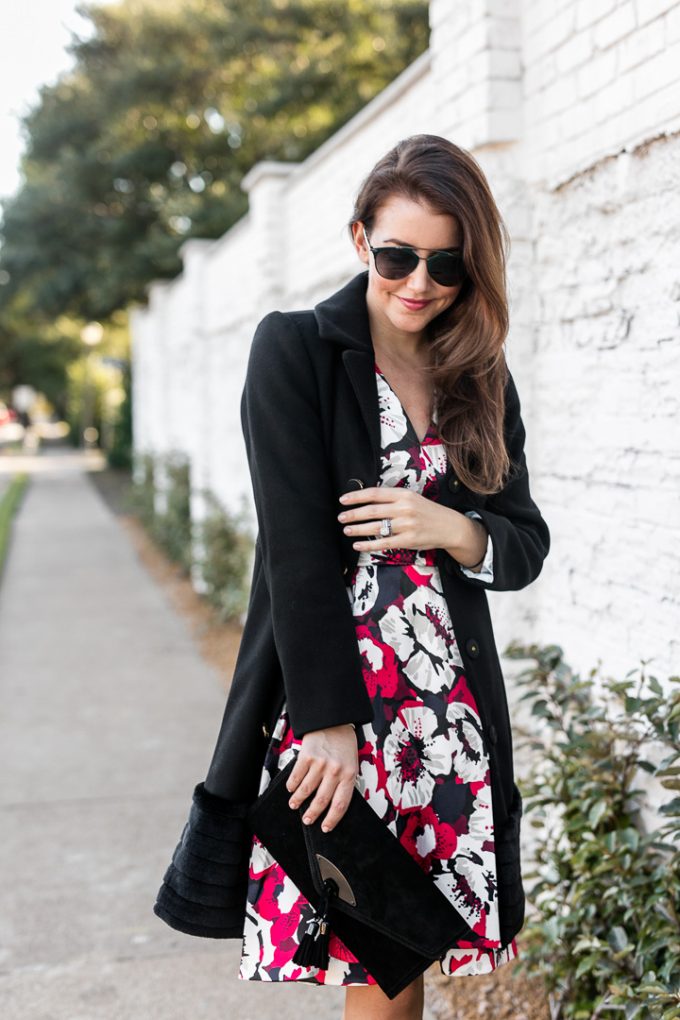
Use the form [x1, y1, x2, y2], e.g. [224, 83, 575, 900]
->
[351, 222, 370, 267]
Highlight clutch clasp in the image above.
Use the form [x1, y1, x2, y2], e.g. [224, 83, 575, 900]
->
[315, 854, 357, 906]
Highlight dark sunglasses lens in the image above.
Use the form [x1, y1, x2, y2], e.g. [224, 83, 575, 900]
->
[374, 249, 419, 279]
[427, 253, 465, 287]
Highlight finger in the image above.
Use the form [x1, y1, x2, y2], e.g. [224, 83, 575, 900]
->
[285, 753, 315, 794]
[344, 518, 402, 537]
[288, 759, 324, 808]
[339, 487, 385, 505]
[318, 777, 356, 832]
[350, 499, 402, 520]
[299, 769, 346, 825]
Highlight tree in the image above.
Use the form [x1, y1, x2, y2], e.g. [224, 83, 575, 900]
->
[0, 0, 429, 324]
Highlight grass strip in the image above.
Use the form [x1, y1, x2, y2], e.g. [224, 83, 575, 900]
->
[0, 473, 29, 577]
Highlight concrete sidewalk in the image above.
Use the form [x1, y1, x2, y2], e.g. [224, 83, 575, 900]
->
[0, 447, 344, 1019]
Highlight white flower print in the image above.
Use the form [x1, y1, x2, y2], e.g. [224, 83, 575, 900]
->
[350, 564, 379, 613]
[380, 584, 463, 692]
[433, 850, 499, 934]
[239, 905, 274, 978]
[380, 449, 419, 490]
[356, 755, 389, 819]
[249, 836, 276, 876]
[421, 440, 448, 477]
[378, 603, 415, 663]
[378, 376, 409, 447]
[383, 705, 453, 810]
[445, 701, 489, 783]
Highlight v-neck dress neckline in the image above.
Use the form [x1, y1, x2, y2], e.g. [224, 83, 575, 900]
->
[374, 360, 437, 445]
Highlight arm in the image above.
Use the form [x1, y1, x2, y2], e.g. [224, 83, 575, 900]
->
[459, 510, 495, 582]
[241, 310, 373, 738]
[444, 369, 550, 591]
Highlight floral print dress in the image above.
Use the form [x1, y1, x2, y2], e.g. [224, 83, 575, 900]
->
[238, 362, 518, 986]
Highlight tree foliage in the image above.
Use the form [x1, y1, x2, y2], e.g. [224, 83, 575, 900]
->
[0, 0, 429, 325]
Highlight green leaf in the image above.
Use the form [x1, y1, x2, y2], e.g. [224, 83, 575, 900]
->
[588, 799, 608, 827]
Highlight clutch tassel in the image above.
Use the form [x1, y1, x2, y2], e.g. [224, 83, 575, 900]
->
[292, 877, 338, 969]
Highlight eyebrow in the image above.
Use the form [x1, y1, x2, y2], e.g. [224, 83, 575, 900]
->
[382, 237, 461, 251]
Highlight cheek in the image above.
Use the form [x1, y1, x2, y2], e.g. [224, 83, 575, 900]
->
[435, 290, 460, 313]
[368, 273, 395, 301]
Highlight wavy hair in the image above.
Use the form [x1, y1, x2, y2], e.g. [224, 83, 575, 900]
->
[348, 134, 512, 495]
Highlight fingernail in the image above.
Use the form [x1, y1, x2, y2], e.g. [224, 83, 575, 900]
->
[303, 815, 312, 825]
[321, 825, 330, 833]
[339, 494, 350, 502]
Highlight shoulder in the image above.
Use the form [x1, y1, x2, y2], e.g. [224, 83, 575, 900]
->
[252, 308, 319, 353]
[245, 309, 323, 403]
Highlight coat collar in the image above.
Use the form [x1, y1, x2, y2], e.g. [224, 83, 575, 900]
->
[313, 270, 373, 352]
[314, 271, 381, 469]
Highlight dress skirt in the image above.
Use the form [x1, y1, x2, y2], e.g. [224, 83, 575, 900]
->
[238, 363, 518, 986]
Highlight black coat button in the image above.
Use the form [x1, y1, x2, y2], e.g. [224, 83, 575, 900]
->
[465, 637, 480, 658]
[447, 476, 461, 492]
[487, 724, 497, 745]
[347, 477, 365, 490]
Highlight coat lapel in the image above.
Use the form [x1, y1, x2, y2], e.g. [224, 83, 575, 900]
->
[342, 348, 381, 475]
[314, 271, 382, 481]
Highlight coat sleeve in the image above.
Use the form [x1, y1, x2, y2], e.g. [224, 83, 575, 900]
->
[240, 310, 374, 738]
[446, 369, 550, 592]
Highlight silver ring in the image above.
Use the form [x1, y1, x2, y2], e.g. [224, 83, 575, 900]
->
[380, 518, 392, 538]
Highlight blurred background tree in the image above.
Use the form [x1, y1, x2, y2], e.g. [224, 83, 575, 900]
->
[0, 0, 428, 459]
[0, 0, 429, 324]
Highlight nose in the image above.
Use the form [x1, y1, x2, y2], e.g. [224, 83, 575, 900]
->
[404, 257, 430, 293]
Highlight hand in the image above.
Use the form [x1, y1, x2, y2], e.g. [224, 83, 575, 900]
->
[337, 486, 467, 553]
[286, 723, 358, 832]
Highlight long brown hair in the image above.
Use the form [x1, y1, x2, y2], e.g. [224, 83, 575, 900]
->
[348, 134, 512, 495]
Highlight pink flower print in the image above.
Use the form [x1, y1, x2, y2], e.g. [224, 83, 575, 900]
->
[356, 625, 400, 699]
[401, 805, 458, 871]
[328, 932, 360, 963]
[270, 900, 302, 946]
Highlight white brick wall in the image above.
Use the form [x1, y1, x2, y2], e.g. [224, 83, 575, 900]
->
[131, 0, 680, 695]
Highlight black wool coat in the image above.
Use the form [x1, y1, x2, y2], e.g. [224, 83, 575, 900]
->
[202, 268, 551, 946]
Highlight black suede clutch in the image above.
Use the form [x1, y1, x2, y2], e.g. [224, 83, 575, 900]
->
[248, 757, 476, 1000]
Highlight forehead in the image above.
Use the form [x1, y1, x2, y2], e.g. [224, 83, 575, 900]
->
[371, 193, 460, 248]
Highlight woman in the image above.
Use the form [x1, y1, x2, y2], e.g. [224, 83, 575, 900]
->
[154, 134, 550, 1020]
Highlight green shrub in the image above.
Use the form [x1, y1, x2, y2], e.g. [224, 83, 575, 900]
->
[126, 451, 156, 529]
[150, 451, 192, 574]
[107, 359, 132, 469]
[196, 489, 253, 623]
[505, 641, 680, 1020]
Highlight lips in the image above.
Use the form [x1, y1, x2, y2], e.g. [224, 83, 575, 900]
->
[398, 297, 431, 311]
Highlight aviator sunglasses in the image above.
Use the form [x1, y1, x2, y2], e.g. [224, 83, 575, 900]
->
[363, 226, 466, 288]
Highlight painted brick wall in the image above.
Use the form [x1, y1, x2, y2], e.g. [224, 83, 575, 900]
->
[131, 1, 680, 699]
